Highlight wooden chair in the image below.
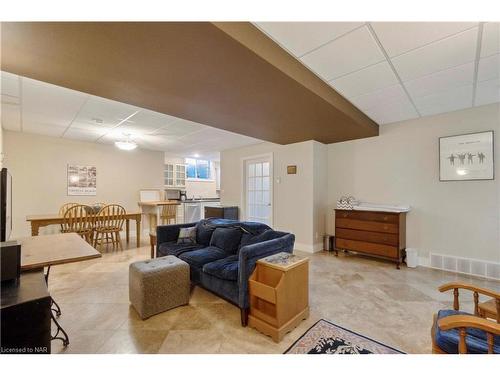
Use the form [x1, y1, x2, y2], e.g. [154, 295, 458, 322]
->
[59, 202, 79, 216]
[61, 204, 95, 245]
[91, 202, 107, 213]
[160, 203, 177, 225]
[431, 282, 500, 354]
[94, 204, 126, 251]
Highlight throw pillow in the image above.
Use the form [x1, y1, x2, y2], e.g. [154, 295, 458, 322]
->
[210, 227, 243, 255]
[177, 227, 197, 245]
[195, 220, 217, 245]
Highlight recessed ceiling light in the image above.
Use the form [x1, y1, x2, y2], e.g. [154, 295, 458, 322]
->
[193, 153, 200, 158]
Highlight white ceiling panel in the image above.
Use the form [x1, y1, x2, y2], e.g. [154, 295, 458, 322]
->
[22, 78, 88, 127]
[1, 104, 21, 131]
[300, 26, 385, 80]
[475, 78, 500, 106]
[405, 62, 474, 98]
[74, 96, 139, 129]
[22, 122, 67, 137]
[364, 98, 419, 124]
[371, 22, 477, 57]
[120, 108, 179, 134]
[480, 22, 500, 57]
[63, 127, 106, 142]
[391, 27, 478, 82]
[256, 22, 363, 57]
[329, 61, 399, 98]
[414, 85, 473, 116]
[477, 53, 500, 82]
[68, 121, 112, 136]
[348, 84, 409, 112]
[156, 119, 206, 137]
[0, 71, 20, 98]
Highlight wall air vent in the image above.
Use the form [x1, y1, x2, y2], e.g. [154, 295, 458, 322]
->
[428, 253, 500, 281]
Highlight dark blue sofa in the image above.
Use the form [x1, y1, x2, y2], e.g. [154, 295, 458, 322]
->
[156, 218, 295, 325]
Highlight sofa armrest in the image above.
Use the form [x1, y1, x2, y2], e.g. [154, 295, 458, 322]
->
[156, 222, 196, 246]
[237, 233, 295, 308]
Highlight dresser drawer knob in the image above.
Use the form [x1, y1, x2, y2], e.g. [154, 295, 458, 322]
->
[342, 213, 348, 218]
[383, 216, 388, 221]
[383, 225, 388, 230]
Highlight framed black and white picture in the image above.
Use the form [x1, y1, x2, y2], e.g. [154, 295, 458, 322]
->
[439, 131, 494, 181]
[67, 165, 97, 195]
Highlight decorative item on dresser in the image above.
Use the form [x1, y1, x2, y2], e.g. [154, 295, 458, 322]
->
[334, 209, 407, 269]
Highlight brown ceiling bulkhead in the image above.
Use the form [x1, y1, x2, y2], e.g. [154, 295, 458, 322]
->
[1, 22, 378, 144]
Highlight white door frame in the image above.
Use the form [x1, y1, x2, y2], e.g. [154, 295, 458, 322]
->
[240, 153, 273, 226]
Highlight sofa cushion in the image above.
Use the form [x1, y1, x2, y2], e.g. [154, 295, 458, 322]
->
[210, 227, 243, 255]
[157, 242, 204, 258]
[239, 229, 283, 250]
[202, 255, 239, 281]
[179, 246, 228, 269]
[435, 309, 500, 354]
[195, 220, 217, 246]
[177, 227, 197, 245]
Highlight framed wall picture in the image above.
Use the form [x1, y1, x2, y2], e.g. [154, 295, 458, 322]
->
[67, 165, 97, 195]
[439, 131, 494, 181]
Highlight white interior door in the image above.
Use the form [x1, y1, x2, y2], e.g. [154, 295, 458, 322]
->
[244, 157, 272, 225]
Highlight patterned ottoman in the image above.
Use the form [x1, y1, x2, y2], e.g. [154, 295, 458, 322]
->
[129, 256, 190, 319]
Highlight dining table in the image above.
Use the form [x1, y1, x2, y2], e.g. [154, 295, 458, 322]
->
[19, 233, 102, 346]
[26, 211, 142, 247]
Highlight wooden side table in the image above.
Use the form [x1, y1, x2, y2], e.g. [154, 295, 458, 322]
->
[248, 252, 309, 342]
[149, 233, 156, 259]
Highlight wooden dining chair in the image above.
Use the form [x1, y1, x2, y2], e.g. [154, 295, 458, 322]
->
[160, 203, 177, 225]
[94, 204, 126, 251]
[431, 282, 500, 354]
[59, 203, 79, 231]
[61, 204, 95, 245]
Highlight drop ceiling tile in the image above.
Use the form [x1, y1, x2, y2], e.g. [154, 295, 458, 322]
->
[63, 128, 102, 142]
[371, 22, 477, 57]
[1, 71, 20, 98]
[22, 77, 88, 128]
[122, 109, 179, 134]
[414, 84, 473, 116]
[405, 62, 474, 98]
[348, 84, 408, 112]
[364, 98, 419, 125]
[391, 27, 478, 81]
[158, 119, 206, 137]
[75, 96, 139, 128]
[475, 78, 500, 106]
[477, 53, 500, 82]
[69, 121, 112, 135]
[22, 121, 66, 137]
[329, 61, 399, 98]
[256, 22, 363, 57]
[480, 22, 500, 57]
[1, 103, 21, 131]
[300, 26, 385, 80]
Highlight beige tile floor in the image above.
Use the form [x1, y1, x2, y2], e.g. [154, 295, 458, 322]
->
[48, 239, 500, 354]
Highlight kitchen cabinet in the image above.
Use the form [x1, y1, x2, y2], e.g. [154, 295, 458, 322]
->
[164, 163, 186, 189]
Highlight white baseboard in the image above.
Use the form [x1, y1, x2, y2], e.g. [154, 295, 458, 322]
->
[295, 242, 323, 253]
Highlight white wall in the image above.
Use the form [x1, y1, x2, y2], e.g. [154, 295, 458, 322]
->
[4, 131, 164, 238]
[327, 104, 500, 263]
[220, 140, 327, 252]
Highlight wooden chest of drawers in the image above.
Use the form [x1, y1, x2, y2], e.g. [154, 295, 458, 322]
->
[334, 209, 407, 268]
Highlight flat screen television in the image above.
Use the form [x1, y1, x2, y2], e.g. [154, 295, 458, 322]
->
[1, 168, 12, 242]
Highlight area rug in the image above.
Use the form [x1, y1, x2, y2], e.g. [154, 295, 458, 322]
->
[285, 319, 404, 354]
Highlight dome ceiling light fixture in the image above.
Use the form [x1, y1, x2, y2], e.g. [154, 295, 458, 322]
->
[114, 133, 138, 151]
